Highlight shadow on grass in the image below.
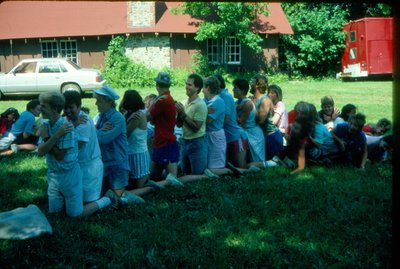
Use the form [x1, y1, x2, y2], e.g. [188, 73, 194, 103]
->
[0, 162, 392, 268]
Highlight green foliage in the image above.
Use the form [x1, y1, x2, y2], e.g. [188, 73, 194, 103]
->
[103, 36, 190, 88]
[173, 2, 269, 53]
[281, 3, 348, 77]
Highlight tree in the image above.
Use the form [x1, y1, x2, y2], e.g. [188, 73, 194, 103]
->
[281, 3, 349, 77]
[172, 2, 269, 54]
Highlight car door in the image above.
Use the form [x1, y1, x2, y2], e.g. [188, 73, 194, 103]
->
[36, 60, 65, 93]
[3, 61, 38, 94]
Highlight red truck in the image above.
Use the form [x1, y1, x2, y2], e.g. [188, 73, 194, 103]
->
[339, 17, 393, 79]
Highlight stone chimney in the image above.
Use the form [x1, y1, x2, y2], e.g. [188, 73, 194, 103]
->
[127, 1, 156, 28]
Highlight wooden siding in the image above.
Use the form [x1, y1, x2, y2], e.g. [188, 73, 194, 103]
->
[0, 36, 110, 73]
[170, 34, 200, 70]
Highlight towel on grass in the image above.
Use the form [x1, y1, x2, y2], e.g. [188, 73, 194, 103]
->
[0, 204, 52, 240]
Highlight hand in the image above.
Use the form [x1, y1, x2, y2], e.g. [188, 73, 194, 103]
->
[55, 122, 73, 137]
[207, 106, 215, 114]
[175, 102, 185, 114]
[38, 124, 49, 139]
[127, 111, 142, 122]
[77, 115, 88, 126]
[101, 121, 113, 131]
[332, 108, 340, 120]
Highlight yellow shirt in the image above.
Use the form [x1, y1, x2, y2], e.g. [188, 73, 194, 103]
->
[183, 96, 207, 140]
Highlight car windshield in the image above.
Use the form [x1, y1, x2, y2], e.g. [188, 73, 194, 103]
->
[67, 59, 81, 70]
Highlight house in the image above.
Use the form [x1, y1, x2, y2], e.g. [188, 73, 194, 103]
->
[0, 1, 293, 73]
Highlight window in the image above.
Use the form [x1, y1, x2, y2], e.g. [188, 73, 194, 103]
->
[207, 39, 220, 64]
[40, 40, 78, 64]
[350, 48, 357, 59]
[349, 31, 356, 42]
[60, 40, 78, 63]
[41, 41, 58, 58]
[207, 37, 241, 65]
[15, 62, 37, 74]
[39, 61, 61, 73]
[225, 37, 241, 64]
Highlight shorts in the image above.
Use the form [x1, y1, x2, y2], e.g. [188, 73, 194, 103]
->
[47, 165, 83, 217]
[80, 158, 103, 202]
[180, 136, 207, 175]
[128, 151, 150, 180]
[207, 129, 226, 169]
[265, 130, 284, 160]
[104, 164, 129, 190]
[151, 141, 179, 166]
[227, 138, 249, 156]
[14, 133, 39, 145]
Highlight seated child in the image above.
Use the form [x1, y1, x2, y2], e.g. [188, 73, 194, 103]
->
[0, 107, 19, 138]
[318, 96, 340, 131]
[331, 113, 368, 169]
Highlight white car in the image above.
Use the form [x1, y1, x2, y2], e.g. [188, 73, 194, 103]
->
[0, 58, 106, 99]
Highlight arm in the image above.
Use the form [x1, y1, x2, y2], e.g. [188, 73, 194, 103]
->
[330, 130, 346, 152]
[359, 142, 368, 169]
[37, 123, 72, 161]
[255, 98, 272, 125]
[126, 111, 144, 137]
[237, 100, 252, 127]
[291, 145, 306, 174]
[96, 115, 125, 144]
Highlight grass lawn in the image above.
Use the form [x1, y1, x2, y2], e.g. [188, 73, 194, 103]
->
[0, 153, 392, 268]
[0, 79, 393, 124]
[0, 79, 392, 267]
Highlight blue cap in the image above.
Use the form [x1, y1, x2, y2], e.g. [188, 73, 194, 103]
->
[95, 85, 119, 100]
[154, 72, 171, 86]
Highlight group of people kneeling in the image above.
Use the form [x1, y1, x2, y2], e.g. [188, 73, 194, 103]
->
[0, 71, 392, 217]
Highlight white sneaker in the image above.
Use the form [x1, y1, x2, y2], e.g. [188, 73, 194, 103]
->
[204, 168, 220, 179]
[10, 144, 18, 153]
[247, 165, 261, 173]
[120, 191, 145, 206]
[263, 160, 278, 168]
[166, 173, 184, 187]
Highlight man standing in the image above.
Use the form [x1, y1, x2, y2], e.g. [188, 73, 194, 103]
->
[175, 74, 208, 176]
[147, 72, 183, 187]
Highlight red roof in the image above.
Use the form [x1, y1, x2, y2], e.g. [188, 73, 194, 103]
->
[0, 1, 293, 40]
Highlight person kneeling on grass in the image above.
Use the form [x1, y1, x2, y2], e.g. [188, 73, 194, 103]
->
[62, 90, 112, 216]
[37, 92, 85, 217]
[94, 86, 145, 207]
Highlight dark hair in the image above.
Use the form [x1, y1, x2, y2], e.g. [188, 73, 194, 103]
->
[204, 76, 220, 95]
[232, 78, 250, 95]
[26, 99, 40, 111]
[268, 84, 283, 102]
[63, 90, 82, 108]
[214, 74, 226, 89]
[376, 118, 391, 129]
[348, 113, 366, 130]
[156, 81, 170, 89]
[1, 107, 19, 118]
[340, 104, 356, 121]
[251, 74, 269, 94]
[289, 114, 314, 151]
[188, 73, 204, 93]
[120, 90, 145, 119]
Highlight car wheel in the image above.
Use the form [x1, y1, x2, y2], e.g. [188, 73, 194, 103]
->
[61, 83, 81, 94]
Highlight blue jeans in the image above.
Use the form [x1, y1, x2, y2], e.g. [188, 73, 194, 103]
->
[180, 136, 207, 175]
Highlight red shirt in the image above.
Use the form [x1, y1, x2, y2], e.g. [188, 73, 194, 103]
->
[0, 117, 10, 135]
[149, 92, 177, 148]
